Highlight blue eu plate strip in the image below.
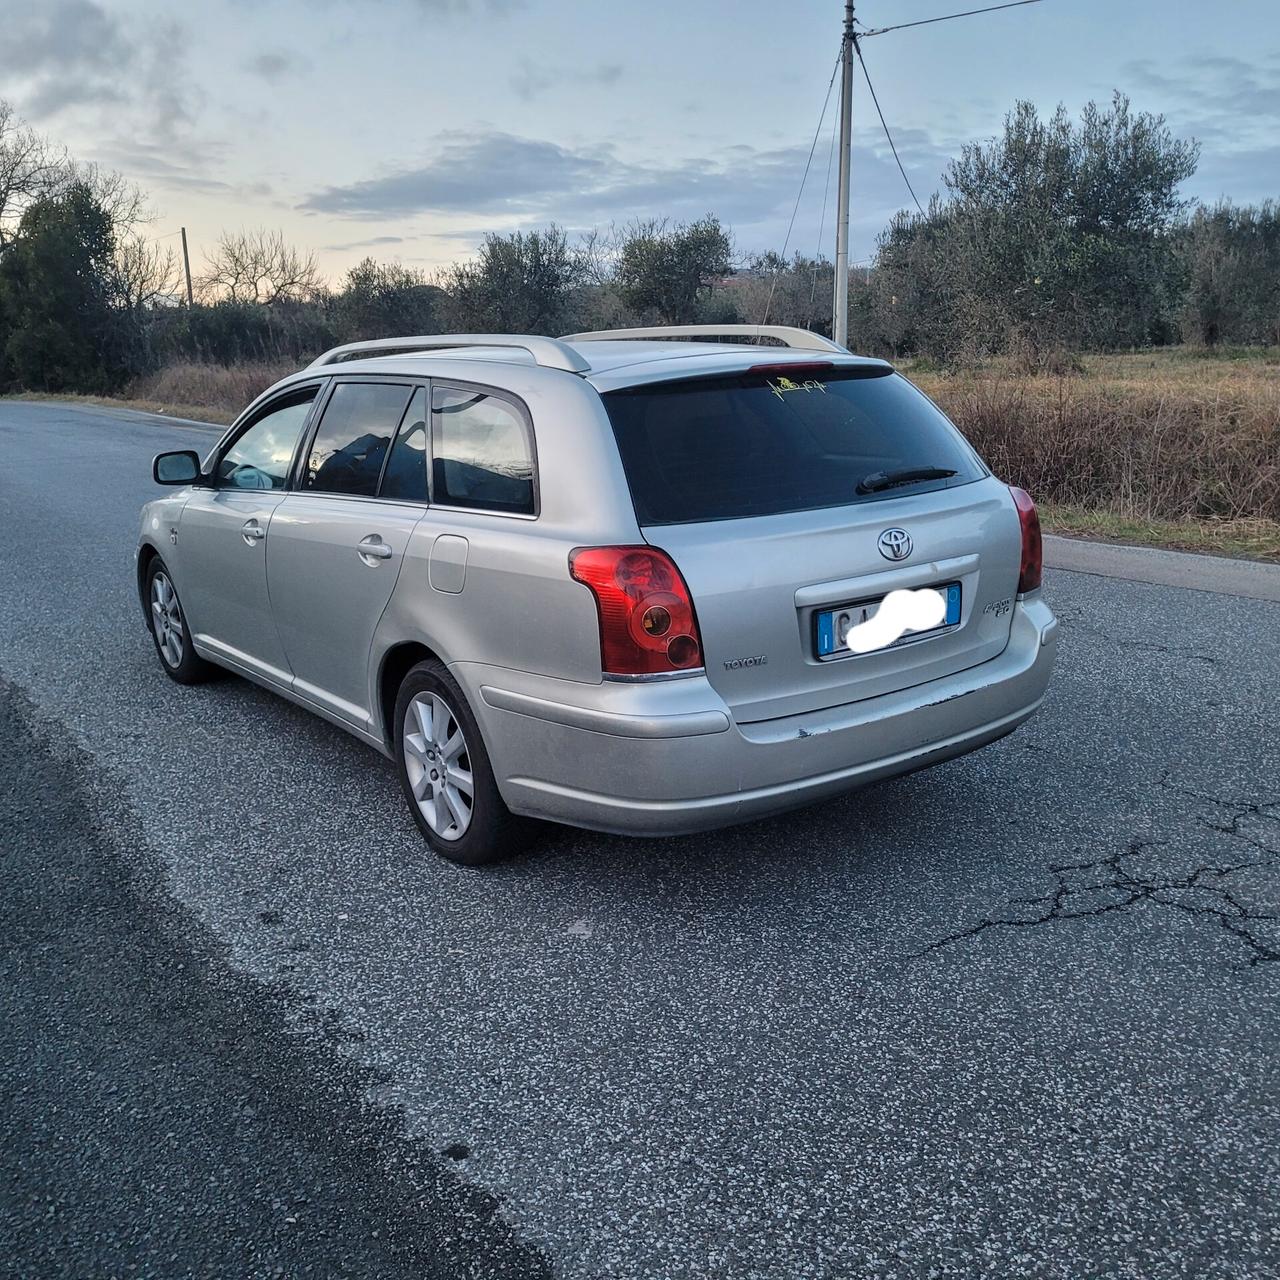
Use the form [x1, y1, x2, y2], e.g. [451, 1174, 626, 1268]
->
[945, 582, 961, 625]
[817, 610, 834, 657]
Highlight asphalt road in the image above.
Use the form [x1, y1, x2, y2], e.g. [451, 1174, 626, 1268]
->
[2, 399, 1278, 1279]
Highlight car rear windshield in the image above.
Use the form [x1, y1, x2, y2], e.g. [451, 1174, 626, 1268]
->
[602, 366, 986, 525]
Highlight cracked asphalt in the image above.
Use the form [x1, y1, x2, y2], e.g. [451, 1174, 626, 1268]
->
[2, 400, 1279, 1279]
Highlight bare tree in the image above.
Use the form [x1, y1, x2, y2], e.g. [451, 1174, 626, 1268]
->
[0, 99, 68, 245]
[66, 161, 150, 236]
[575, 225, 621, 287]
[112, 232, 180, 313]
[196, 228, 325, 305]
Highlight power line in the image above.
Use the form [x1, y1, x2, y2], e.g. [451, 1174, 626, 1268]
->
[762, 49, 841, 327]
[810, 99, 841, 307]
[855, 39, 926, 217]
[859, 0, 1042, 39]
[826, 0, 1047, 344]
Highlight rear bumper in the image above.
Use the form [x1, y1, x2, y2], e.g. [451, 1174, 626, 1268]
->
[454, 596, 1057, 837]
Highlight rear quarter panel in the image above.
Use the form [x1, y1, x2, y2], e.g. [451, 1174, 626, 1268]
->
[369, 363, 641, 721]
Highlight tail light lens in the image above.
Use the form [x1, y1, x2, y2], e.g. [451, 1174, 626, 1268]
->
[569, 545, 704, 677]
[1009, 486, 1043, 594]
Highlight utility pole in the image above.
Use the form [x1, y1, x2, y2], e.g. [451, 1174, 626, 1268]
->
[180, 227, 194, 307]
[829, 0, 1043, 343]
[832, 0, 854, 347]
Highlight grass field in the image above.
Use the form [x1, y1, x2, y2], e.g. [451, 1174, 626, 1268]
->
[907, 347, 1280, 560]
[13, 347, 1279, 561]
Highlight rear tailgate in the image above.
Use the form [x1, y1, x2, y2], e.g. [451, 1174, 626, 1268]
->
[601, 361, 1021, 722]
[646, 478, 1022, 722]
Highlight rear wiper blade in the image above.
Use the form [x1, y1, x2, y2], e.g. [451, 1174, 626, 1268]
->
[857, 466, 958, 494]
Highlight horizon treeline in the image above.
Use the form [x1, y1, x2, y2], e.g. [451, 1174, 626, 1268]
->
[0, 92, 1276, 394]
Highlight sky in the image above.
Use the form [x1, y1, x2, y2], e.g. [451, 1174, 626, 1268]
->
[1, 0, 1277, 285]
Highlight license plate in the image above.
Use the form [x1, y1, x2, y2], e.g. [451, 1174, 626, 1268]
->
[815, 582, 962, 659]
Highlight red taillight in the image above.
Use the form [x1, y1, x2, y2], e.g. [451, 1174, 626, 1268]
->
[1010, 486, 1043, 594]
[569, 546, 704, 677]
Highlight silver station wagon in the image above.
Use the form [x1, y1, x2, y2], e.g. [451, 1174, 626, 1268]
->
[138, 326, 1057, 865]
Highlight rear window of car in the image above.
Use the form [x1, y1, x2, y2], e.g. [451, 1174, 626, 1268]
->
[602, 367, 986, 525]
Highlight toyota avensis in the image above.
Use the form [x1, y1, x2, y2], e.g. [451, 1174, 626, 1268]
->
[138, 326, 1057, 866]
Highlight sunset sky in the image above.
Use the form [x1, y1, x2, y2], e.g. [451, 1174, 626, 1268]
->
[2, 0, 1277, 284]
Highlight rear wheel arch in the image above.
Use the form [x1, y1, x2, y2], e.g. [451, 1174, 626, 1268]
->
[377, 641, 443, 749]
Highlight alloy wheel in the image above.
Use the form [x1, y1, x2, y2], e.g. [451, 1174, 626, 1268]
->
[402, 691, 474, 841]
[150, 571, 185, 668]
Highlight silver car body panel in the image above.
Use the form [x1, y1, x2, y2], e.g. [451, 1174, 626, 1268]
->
[267, 493, 425, 731]
[456, 594, 1056, 835]
[137, 337, 1057, 835]
[177, 487, 294, 686]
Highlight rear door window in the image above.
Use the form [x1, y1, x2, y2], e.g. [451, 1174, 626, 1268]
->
[602, 367, 985, 525]
[302, 381, 414, 497]
[431, 386, 535, 515]
[379, 387, 428, 502]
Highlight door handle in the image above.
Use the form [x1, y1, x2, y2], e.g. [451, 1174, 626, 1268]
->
[356, 535, 393, 564]
[241, 519, 266, 545]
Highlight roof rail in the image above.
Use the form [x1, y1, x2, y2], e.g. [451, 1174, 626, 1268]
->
[561, 324, 847, 353]
[307, 334, 591, 374]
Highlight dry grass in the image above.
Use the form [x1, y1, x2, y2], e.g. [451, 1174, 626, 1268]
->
[12, 360, 299, 425]
[122, 360, 298, 422]
[20, 349, 1277, 559]
[1040, 503, 1280, 563]
[908, 348, 1280, 525]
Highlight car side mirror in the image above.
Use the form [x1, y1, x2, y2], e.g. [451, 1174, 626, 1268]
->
[153, 450, 202, 485]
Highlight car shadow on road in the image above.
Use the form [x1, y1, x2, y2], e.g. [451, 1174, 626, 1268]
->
[130, 644, 1069, 969]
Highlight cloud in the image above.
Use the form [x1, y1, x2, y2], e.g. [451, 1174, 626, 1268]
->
[245, 51, 308, 81]
[321, 234, 409, 251]
[96, 141, 280, 205]
[509, 62, 554, 100]
[1121, 55, 1280, 146]
[300, 127, 957, 259]
[24, 79, 129, 118]
[314, 0, 523, 11]
[0, 0, 195, 138]
[1191, 144, 1280, 206]
[301, 132, 612, 218]
[1117, 56, 1280, 206]
[404, 0, 524, 10]
[0, 0, 128, 74]
[511, 59, 623, 102]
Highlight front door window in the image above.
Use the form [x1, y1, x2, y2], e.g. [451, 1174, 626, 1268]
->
[216, 392, 317, 490]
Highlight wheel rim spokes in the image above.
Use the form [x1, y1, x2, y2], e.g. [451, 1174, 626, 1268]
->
[402, 692, 473, 841]
[152, 573, 184, 667]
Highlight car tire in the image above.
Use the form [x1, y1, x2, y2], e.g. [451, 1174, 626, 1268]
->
[146, 557, 217, 685]
[393, 659, 533, 867]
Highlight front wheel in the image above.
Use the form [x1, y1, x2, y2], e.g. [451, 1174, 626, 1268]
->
[394, 660, 533, 866]
[146, 558, 216, 685]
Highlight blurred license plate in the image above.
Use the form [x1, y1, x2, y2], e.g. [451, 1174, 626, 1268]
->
[815, 581, 961, 659]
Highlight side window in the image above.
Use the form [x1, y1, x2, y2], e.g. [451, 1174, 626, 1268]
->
[379, 387, 428, 502]
[215, 390, 317, 490]
[431, 386, 535, 515]
[303, 382, 413, 497]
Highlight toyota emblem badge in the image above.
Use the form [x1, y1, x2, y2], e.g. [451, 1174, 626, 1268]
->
[877, 528, 913, 561]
